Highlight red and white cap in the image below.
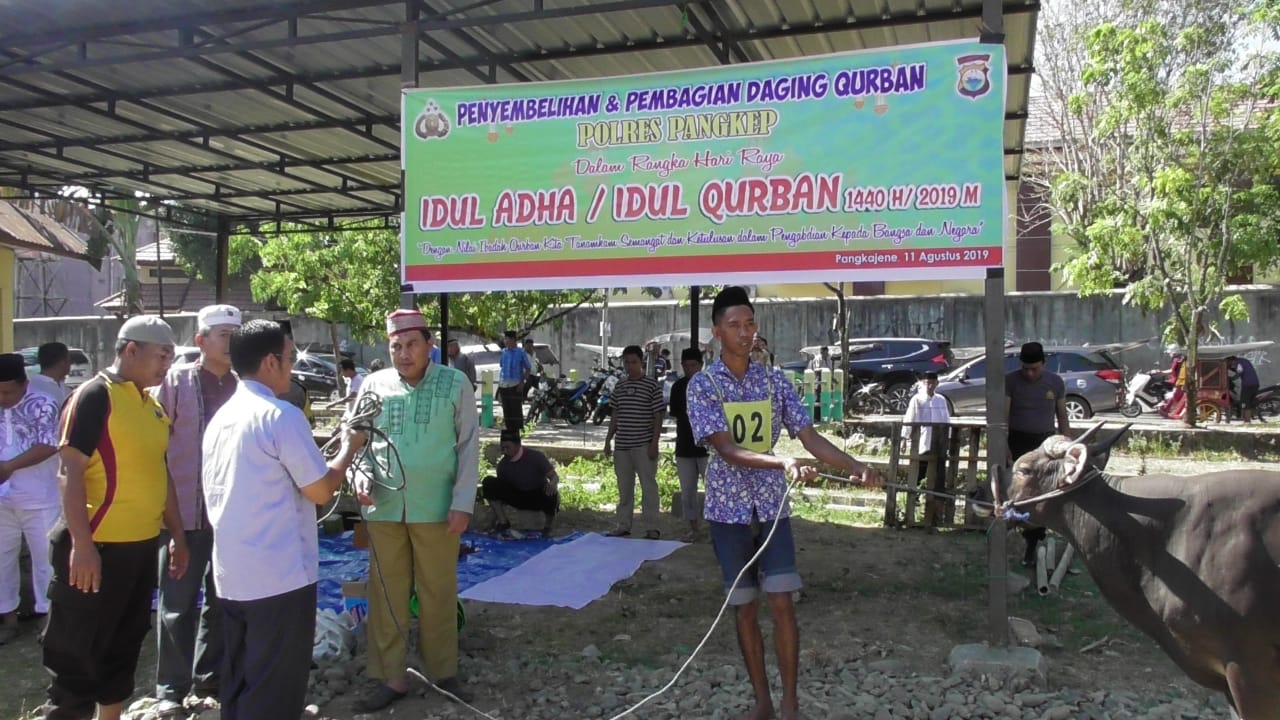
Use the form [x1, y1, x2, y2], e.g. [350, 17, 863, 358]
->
[386, 309, 428, 337]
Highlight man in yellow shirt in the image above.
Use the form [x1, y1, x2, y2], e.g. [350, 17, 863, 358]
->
[40, 316, 189, 720]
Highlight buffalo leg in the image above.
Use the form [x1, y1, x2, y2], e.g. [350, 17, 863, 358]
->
[1021, 527, 1047, 567]
[1224, 661, 1280, 720]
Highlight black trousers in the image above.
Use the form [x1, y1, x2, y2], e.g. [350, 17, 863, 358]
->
[220, 583, 316, 720]
[481, 475, 560, 516]
[499, 386, 524, 432]
[1009, 430, 1053, 562]
[42, 529, 158, 719]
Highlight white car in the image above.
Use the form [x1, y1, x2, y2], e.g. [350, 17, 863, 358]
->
[463, 342, 559, 386]
[19, 346, 95, 389]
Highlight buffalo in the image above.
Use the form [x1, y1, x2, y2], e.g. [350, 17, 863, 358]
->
[978, 422, 1280, 719]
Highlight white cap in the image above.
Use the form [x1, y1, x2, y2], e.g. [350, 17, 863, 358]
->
[198, 304, 242, 330]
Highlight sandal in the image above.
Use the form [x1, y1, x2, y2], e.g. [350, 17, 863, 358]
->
[644, 530, 661, 540]
[353, 684, 407, 713]
[604, 528, 631, 537]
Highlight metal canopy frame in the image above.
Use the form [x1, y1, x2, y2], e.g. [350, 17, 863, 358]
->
[1, 0, 1038, 228]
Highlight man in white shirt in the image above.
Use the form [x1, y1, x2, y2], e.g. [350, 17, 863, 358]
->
[900, 372, 952, 521]
[202, 320, 364, 720]
[28, 342, 71, 405]
[0, 354, 60, 645]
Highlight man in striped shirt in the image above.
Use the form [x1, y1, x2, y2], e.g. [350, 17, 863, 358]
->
[603, 345, 665, 539]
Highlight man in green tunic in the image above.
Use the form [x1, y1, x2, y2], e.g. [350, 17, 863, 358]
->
[352, 309, 479, 712]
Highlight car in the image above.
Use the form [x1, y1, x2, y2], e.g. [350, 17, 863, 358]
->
[781, 338, 955, 413]
[19, 346, 95, 389]
[465, 342, 560, 386]
[935, 346, 1126, 419]
[292, 352, 368, 400]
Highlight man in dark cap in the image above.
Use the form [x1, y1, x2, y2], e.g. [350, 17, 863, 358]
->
[686, 286, 883, 720]
[1005, 341, 1070, 566]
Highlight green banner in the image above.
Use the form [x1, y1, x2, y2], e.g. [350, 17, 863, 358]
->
[402, 39, 1006, 292]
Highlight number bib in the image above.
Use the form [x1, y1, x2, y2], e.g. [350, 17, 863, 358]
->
[705, 367, 776, 454]
[724, 398, 773, 453]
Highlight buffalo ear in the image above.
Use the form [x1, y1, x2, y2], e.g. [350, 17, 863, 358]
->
[1060, 443, 1090, 486]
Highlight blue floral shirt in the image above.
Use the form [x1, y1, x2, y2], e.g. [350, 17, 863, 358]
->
[687, 359, 813, 524]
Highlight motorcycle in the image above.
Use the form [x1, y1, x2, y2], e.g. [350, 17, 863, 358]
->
[591, 367, 624, 425]
[1254, 385, 1280, 421]
[526, 374, 591, 425]
[1120, 369, 1174, 418]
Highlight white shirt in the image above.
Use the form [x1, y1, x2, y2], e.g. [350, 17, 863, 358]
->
[203, 379, 329, 601]
[346, 373, 363, 398]
[27, 374, 68, 405]
[0, 387, 61, 509]
[901, 390, 951, 456]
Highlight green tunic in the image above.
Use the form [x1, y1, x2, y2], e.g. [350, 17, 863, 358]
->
[357, 364, 480, 523]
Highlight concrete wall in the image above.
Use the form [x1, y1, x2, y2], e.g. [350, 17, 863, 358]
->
[17, 289, 1280, 385]
[541, 289, 1280, 385]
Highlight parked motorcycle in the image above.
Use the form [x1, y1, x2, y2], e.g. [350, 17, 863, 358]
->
[1254, 385, 1280, 421]
[591, 367, 624, 425]
[1120, 369, 1174, 418]
[526, 375, 591, 425]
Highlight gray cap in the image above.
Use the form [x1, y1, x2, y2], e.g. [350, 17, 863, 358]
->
[118, 315, 177, 346]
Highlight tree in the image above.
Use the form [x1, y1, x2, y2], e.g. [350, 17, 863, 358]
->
[164, 208, 259, 281]
[1057, 3, 1280, 426]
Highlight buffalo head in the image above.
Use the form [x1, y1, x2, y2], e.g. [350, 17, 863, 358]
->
[971, 422, 1130, 518]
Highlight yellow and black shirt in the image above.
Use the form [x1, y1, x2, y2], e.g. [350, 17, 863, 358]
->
[59, 370, 170, 543]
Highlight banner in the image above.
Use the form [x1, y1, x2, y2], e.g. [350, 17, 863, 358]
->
[402, 39, 1007, 292]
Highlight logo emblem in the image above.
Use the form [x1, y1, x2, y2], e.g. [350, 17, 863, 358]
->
[413, 99, 450, 141]
[955, 54, 992, 100]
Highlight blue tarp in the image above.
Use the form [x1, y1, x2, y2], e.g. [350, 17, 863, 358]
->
[317, 529, 581, 612]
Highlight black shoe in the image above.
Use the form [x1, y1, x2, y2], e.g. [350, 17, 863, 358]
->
[434, 677, 473, 704]
[353, 684, 407, 713]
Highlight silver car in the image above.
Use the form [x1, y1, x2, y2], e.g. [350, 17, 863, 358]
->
[936, 347, 1126, 420]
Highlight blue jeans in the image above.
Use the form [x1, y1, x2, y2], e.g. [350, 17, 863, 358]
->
[708, 516, 802, 605]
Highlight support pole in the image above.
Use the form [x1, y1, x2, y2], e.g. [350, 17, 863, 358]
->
[214, 216, 229, 304]
[440, 293, 449, 364]
[398, 0, 420, 313]
[981, 0, 1008, 647]
[984, 267, 1008, 646]
[689, 285, 700, 352]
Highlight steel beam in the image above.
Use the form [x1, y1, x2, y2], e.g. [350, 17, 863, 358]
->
[0, 2, 1037, 114]
[0, 0, 705, 77]
[0, 65, 392, 202]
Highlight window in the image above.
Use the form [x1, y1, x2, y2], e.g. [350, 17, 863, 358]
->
[1051, 352, 1110, 373]
[470, 351, 500, 367]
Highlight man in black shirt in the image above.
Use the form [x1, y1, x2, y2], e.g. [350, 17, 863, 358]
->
[669, 348, 709, 541]
[481, 431, 560, 537]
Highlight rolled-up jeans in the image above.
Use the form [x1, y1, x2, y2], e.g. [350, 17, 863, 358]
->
[675, 455, 707, 521]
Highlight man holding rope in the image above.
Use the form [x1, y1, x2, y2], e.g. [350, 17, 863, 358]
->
[687, 286, 883, 720]
[352, 309, 480, 713]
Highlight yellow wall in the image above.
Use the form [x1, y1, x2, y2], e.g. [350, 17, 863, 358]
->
[0, 247, 13, 352]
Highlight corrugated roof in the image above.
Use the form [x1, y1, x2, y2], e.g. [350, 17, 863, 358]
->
[0, 0, 1038, 225]
[0, 200, 91, 259]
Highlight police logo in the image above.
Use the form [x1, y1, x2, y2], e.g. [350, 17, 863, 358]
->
[413, 99, 450, 141]
[955, 53, 992, 100]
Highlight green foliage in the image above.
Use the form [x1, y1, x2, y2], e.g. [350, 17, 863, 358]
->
[249, 221, 402, 342]
[164, 210, 259, 280]
[1053, 7, 1280, 424]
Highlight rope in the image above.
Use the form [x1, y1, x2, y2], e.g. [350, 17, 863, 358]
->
[332, 390, 803, 719]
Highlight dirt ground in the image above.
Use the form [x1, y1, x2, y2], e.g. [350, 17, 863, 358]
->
[1, 504, 1217, 720]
